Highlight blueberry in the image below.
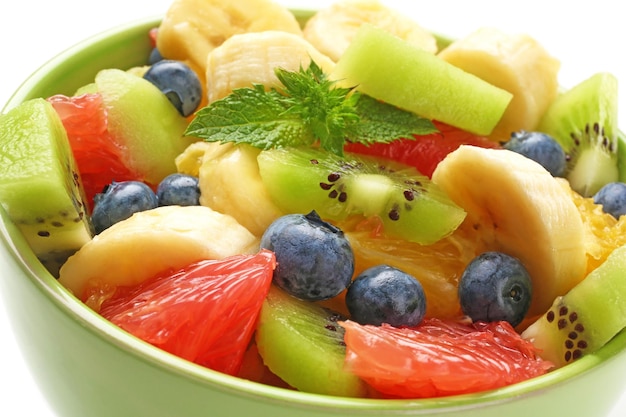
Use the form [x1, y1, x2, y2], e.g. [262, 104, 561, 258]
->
[458, 251, 532, 327]
[156, 173, 200, 206]
[504, 131, 566, 177]
[345, 265, 426, 327]
[91, 181, 158, 234]
[143, 59, 202, 117]
[593, 182, 626, 219]
[260, 211, 354, 301]
[148, 47, 163, 65]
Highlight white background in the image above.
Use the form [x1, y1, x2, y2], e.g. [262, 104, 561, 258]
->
[0, 1, 625, 416]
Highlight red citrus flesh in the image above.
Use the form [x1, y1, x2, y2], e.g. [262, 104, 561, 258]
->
[340, 318, 553, 398]
[344, 121, 500, 178]
[48, 93, 140, 211]
[99, 250, 276, 376]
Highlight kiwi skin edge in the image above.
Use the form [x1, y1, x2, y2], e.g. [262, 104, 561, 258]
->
[618, 131, 626, 182]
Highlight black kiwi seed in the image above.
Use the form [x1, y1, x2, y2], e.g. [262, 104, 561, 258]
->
[545, 302, 589, 364]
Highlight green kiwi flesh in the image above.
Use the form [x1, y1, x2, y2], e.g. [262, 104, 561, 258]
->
[255, 285, 369, 397]
[256, 147, 466, 245]
[537, 72, 619, 197]
[331, 24, 512, 136]
[521, 243, 626, 368]
[0, 98, 93, 276]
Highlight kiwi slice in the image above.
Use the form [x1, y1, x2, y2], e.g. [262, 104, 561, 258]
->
[0, 99, 93, 275]
[331, 24, 512, 136]
[521, 243, 626, 368]
[255, 285, 369, 397]
[257, 147, 466, 245]
[537, 72, 619, 197]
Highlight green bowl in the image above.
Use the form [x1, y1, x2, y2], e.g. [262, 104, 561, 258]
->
[2, 14, 626, 417]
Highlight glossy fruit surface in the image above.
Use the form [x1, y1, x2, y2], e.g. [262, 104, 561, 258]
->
[345, 264, 426, 327]
[458, 251, 532, 327]
[503, 130, 566, 177]
[100, 250, 275, 375]
[593, 182, 626, 219]
[341, 318, 552, 398]
[344, 121, 499, 178]
[1, 13, 626, 417]
[48, 93, 138, 210]
[143, 59, 202, 117]
[91, 180, 158, 233]
[156, 173, 200, 206]
[260, 211, 354, 301]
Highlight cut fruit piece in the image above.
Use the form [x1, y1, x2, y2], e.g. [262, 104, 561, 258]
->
[196, 143, 284, 237]
[48, 93, 139, 212]
[58, 205, 259, 308]
[100, 250, 275, 375]
[537, 72, 619, 197]
[94, 68, 196, 186]
[566, 181, 626, 275]
[156, 0, 302, 75]
[257, 147, 466, 245]
[255, 285, 369, 397]
[522, 243, 626, 368]
[0, 98, 93, 276]
[437, 27, 560, 140]
[303, 0, 438, 61]
[331, 24, 512, 135]
[431, 145, 587, 317]
[205, 30, 335, 104]
[344, 121, 500, 178]
[340, 318, 552, 398]
[329, 216, 488, 319]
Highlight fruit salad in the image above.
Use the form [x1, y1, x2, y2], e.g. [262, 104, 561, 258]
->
[1, 0, 626, 400]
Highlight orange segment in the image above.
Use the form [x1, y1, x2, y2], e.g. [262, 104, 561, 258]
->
[564, 180, 626, 274]
[327, 216, 487, 319]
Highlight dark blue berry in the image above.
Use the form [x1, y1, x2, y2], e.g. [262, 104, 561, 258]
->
[458, 251, 532, 327]
[260, 211, 354, 301]
[91, 181, 158, 234]
[593, 182, 626, 219]
[143, 59, 202, 117]
[156, 173, 200, 206]
[148, 47, 163, 65]
[345, 264, 426, 327]
[504, 131, 566, 177]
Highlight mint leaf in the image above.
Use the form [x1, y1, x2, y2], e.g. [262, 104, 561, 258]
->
[276, 61, 359, 155]
[186, 61, 438, 156]
[347, 95, 437, 145]
[185, 85, 313, 149]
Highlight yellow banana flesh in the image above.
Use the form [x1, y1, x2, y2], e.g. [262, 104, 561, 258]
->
[303, 0, 438, 62]
[176, 142, 283, 237]
[438, 27, 560, 141]
[156, 0, 302, 75]
[431, 145, 587, 317]
[205, 30, 335, 104]
[58, 205, 259, 308]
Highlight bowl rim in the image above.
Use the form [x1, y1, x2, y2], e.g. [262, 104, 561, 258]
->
[2, 12, 626, 413]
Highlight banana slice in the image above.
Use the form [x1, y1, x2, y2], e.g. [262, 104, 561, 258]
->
[303, 0, 438, 62]
[431, 145, 587, 317]
[438, 27, 560, 141]
[156, 0, 302, 75]
[205, 30, 336, 103]
[59, 205, 259, 308]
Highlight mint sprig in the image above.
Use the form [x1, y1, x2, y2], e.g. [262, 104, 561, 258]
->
[185, 60, 437, 156]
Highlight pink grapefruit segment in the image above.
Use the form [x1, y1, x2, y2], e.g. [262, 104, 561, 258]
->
[99, 250, 276, 376]
[340, 318, 553, 398]
[345, 121, 500, 178]
[48, 93, 142, 211]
